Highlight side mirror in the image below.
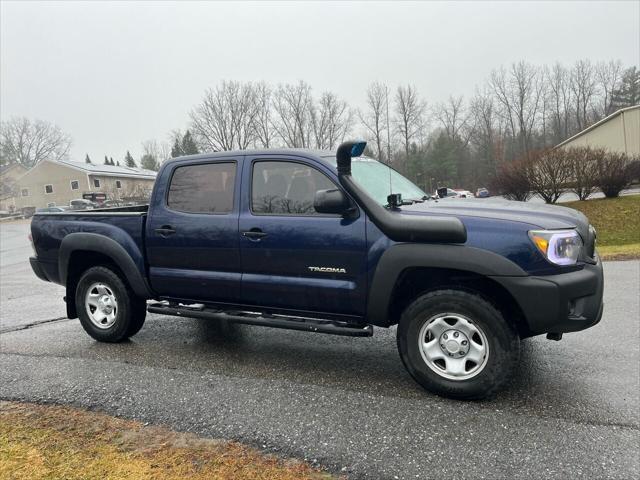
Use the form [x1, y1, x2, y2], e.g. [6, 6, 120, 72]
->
[437, 187, 448, 199]
[314, 188, 350, 215]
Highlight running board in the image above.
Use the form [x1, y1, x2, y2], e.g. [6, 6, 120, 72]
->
[146, 302, 373, 337]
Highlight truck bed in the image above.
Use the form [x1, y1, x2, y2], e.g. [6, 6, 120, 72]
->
[30, 207, 149, 285]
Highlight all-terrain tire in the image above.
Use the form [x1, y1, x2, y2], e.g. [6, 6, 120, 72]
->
[397, 289, 519, 400]
[75, 266, 146, 342]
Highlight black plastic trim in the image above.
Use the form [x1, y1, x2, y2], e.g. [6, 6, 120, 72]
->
[58, 233, 153, 298]
[491, 258, 604, 334]
[366, 243, 527, 327]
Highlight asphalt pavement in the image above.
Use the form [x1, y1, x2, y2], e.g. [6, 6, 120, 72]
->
[1, 220, 639, 479]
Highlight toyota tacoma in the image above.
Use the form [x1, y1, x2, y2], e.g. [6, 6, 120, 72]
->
[29, 141, 604, 399]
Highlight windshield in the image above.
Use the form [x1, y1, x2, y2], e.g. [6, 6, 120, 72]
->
[326, 156, 426, 205]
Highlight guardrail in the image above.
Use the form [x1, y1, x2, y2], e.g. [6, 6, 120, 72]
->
[0, 214, 27, 222]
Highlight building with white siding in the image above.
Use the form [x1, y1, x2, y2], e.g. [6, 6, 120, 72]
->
[557, 105, 639, 155]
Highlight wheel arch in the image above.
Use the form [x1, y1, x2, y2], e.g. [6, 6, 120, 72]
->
[366, 244, 532, 336]
[60, 233, 152, 318]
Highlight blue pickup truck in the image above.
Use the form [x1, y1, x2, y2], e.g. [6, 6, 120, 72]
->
[29, 141, 604, 399]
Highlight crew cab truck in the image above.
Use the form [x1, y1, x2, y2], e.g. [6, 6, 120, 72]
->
[29, 141, 604, 399]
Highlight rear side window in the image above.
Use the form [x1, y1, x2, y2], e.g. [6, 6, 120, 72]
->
[252, 161, 335, 215]
[167, 162, 236, 214]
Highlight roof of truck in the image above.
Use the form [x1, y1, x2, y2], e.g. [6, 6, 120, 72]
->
[164, 148, 337, 167]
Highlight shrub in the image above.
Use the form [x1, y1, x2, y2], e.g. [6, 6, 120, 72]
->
[490, 159, 532, 202]
[526, 148, 572, 204]
[566, 146, 601, 201]
[595, 151, 634, 198]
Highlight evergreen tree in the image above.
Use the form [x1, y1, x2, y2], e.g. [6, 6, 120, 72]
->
[171, 138, 183, 158]
[104, 155, 110, 165]
[140, 153, 159, 171]
[124, 151, 136, 168]
[612, 66, 640, 110]
[423, 133, 459, 188]
[116, 161, 120, 166]
[181, 130, 199, 155]
[85, 154, 91, 164]
[110, 157, 115, 166]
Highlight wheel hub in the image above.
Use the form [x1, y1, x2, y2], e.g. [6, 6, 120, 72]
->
[440, 329, 470, 357]
[98, 295, 114, 314]
[85, 282, 118, 329]
[418, 313, 490, 381]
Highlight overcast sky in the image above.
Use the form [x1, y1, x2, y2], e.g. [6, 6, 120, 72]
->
[1, 0, 638, 162]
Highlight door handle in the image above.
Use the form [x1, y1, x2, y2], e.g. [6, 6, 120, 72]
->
[242, 229, 268, 241]
[155, 225, 176, 237]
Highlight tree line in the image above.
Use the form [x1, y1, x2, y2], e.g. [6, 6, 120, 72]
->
[1, 60, 638, 193]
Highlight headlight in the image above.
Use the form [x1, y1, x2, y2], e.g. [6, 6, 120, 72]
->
[529, 229, 582, 266]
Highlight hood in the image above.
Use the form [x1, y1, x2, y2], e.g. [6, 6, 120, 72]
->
[401, 198, 591, 238]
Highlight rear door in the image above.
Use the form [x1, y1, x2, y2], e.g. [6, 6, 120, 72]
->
[238, 155, 368, 317]
[146, 156, 242, 303]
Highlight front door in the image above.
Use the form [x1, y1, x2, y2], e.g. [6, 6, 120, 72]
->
[146, 157, 242, 303]
[238, 156, 368, 317]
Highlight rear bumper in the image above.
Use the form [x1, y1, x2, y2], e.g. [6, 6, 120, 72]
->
[30, 256, 50, 282]
[492, 256, 604, 335]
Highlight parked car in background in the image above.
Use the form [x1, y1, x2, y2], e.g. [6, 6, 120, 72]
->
[103, 200, 124, 208]
[36, 206, 69, 213]
[69, 199, 97, 210]
[434, 187, 460, 199]
[476, 188, 490, 198]
[454, 189, 474, 198]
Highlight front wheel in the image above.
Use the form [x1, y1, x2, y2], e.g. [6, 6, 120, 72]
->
[75, 266, 146, 342]
[397, 289, 519, 400]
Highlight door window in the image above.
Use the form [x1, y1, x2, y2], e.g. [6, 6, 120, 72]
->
[167, 162, 236, 214]
[252, 161, 335, 215]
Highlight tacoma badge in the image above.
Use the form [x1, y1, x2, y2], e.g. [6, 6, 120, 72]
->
[308, 266, 347, 274]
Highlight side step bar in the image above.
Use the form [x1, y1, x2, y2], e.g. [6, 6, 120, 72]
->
[147, 302, 373, 337]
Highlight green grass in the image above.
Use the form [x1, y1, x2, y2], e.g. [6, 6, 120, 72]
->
[564, 194, 640, 260]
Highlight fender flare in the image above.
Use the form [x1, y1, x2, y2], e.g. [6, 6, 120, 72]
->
[366, 243, 527, 327]
[59, 232, 153, 298]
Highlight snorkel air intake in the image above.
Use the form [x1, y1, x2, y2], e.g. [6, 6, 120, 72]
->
[336, 140, 467, 243]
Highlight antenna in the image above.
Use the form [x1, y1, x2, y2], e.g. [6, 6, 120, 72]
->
[385, 85, 393, 197]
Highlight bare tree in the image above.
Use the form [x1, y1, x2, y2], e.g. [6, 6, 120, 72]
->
[252, 81, 275, 148]
[189, 81, 259, 151]
[272, 81, 315, 148]
[595, 60, 624, 117]
[141, 139, 172, 170]
[358, 82, 389, 161]
[311, 92, 353, 150]
[489, 62, 544, 158]
[394, 84, 426, 159]
[545, 63, 574, 144]
[436, 95, 473, 146]
[470, 89, 507, 175]
[570, 60, 598, 131]
[0, 117, 72, 168]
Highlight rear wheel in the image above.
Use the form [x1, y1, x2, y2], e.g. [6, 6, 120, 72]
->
[397, 289, 519, 400]
[75, 266, 146, 342]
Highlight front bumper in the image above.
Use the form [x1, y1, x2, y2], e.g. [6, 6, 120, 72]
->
[492, 256, 604, 335]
